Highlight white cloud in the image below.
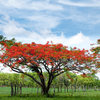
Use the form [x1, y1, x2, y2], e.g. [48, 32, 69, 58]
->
[0, 21, 26, 36]
[0, 0, 98, 50]
[0, 0, 25, 9]
[0, 63, 14, 73]
[37, 32, 92, 50]
[57, 5, 100, 25]
[27, 15, 61, 34]
[0, 20, 93, 50]
[0, 14, 61, 38]
[0, 16, 95, 50]
[96, 73, 100, 79]
[27, 15, 60, 28]
[1, 21, 26, 36]
[0, 0, 63, 11]
[67, 32, 90, 45]
[14, 31, 95, 50]
[58, 0, 100, 7]
[0, 15, 38, 39]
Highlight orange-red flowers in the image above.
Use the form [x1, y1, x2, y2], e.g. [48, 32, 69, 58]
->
[0, 41, 97, 73]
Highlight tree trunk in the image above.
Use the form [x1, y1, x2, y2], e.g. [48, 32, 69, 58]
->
[41, 74, 54, 96]
[11, 83, 14, 96]
[19, 83, 22, 95]
[67, 86, 68, 92]
[58, 87, 60, 93]
[14, 84, 17, 95]
[17, 85, 19, 95]
[41, 87, 49, 96]
[41, 82, 52, 96]
[74, 84, 76, 92]
[53, 85, 55, 96]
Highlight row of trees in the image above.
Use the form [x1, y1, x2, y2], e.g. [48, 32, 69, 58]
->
[0, 35, 100, 95]
[0, 73, 37, 87]
[0, 73, 100, 88]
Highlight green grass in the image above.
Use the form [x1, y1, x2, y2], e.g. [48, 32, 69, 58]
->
[0, 96, 100, 100]
[0, 87, 100, 96]
[0, 87, 11, 96]
[0, 87, 100, 100]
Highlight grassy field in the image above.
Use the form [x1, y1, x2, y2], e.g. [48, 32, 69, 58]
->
[0, 87, 100, 100]
[0, 95, 100, 100]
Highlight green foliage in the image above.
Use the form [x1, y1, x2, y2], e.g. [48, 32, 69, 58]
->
[0, 73, 41, 87]
[0, 35, 6, 41]
[0, 35, 16, 47]
[92, 47, 100, 54]
[0, 72, 100, 88]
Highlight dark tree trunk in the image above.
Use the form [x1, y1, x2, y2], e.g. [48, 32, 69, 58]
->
[74, 84, 77, 92]
[41, 77, 53, 96]
[39, 73, 54, 96]
[17, 85, 19, 95]
[67, 86, 68, 92]
[41, 87, 49, 96]
[11, 83, 14, 96]
[14, 84, 17, 95]
[19, 83, 22, 95]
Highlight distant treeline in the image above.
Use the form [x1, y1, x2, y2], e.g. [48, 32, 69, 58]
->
[0, 72, 100, 88]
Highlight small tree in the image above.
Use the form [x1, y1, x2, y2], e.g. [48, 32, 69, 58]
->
[0, 40, 98, 95]
[91, 39, 100, 70]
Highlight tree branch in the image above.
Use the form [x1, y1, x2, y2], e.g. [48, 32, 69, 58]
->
[54, 71, 65, 77]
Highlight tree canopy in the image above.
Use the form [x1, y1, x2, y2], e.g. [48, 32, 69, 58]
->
[0, 39, 98, 95]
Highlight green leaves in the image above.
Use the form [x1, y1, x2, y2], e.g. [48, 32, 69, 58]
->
[0, 35, 6, 41]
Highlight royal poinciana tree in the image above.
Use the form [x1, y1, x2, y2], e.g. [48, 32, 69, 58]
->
[0, 39, 98, 95]
[91, 39, 100, 69]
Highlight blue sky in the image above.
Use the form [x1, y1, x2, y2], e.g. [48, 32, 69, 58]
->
[0, 0, 100, 49]
[0, 0, 100, 77]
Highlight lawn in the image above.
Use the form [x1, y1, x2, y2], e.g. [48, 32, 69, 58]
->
[0, 95, 100, 100]
[0, 87, 100, 100]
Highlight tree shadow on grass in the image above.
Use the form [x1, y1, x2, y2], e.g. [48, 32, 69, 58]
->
[1, 93, 100, 100]
[3, 94, 100, 99]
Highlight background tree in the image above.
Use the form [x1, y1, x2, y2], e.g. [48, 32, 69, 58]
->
[91, 39, 100, 70]
[0, 40, 98, 95]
